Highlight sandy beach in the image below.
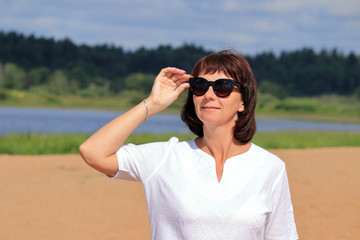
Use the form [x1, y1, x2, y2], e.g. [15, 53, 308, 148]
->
[1, 147, 359, 239]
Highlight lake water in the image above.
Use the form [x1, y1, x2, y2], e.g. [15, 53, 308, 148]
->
[1, 106, 360, 136]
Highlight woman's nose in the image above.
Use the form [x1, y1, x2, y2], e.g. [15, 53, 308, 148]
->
[203, 86, 216, 99]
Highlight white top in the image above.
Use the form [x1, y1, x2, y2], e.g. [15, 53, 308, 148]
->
[112, 137, 298, 240]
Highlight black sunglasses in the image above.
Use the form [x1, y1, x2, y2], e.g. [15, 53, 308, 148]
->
[189, 77, 241, 97]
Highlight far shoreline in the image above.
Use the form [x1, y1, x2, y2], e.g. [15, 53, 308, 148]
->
[1, 103, 360, 124]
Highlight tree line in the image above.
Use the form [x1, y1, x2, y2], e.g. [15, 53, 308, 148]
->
[0, 31, 359, 97]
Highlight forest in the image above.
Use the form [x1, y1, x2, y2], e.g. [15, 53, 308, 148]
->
[0, 31, 360, 99]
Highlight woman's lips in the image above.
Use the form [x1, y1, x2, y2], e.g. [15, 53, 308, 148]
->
[201, 106, 220, 110]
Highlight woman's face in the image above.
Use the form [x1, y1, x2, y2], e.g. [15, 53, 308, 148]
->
[193, 71, 244, 128]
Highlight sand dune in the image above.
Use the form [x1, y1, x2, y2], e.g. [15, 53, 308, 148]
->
[1, 147, 359, 239]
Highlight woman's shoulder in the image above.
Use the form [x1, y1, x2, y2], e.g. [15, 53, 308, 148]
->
[124, 136, 194, 152]
[123, 136, 179, 148]
[148, 136, 194, 147]
[249, 143, 286, 169]
[170, 137, 197, 151]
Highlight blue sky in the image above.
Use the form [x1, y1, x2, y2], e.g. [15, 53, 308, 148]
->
[1, 0, 359, 55]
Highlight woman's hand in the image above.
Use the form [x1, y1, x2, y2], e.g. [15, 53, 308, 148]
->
[146, 67, 190, 115]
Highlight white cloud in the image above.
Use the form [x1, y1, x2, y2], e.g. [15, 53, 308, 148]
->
[325, 0, 360, 17]
[262, 0, 360, 17]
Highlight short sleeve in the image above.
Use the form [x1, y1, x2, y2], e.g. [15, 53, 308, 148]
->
[110, 137, 179, 183]
[265, 166, 298, 239]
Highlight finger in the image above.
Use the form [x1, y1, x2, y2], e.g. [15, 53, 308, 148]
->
[161, 67, 186, 77]
[174, 81, 190, 96]
[170, 72, 190, 80]
[173, 73, 191, 84]
[167, 73, 189, 89]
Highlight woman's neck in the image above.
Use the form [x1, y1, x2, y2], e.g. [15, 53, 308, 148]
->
[196, 125, 250, 164]
[196, 128, 250, 182]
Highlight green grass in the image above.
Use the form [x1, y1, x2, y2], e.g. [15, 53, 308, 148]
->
[256, 94, 360, 123]
[0, 134, 90, 154]
[0, 131, 359, 155]
[0, 89, 187, 113]
[252, 131, 360, 149]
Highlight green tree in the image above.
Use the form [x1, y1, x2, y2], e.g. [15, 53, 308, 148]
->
[0, 63, 3, 87]
[65, 61, 100, 89]
[1, 31, 360, 97]
[3, 63, 26, 89]
[46, 70, 69, 94]
[123, 73, 155, 93]
[258, 80, 287, 100]
[353, 87, 360, 100]
[25, 67, 51, 89]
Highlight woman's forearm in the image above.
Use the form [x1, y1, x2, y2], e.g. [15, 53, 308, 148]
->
[79, 67, 190, 176]
[79, 98, 159, 175]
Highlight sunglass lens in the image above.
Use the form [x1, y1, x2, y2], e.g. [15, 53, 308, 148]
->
[214, 79, 233, 97]
[192, 78, 208, 96]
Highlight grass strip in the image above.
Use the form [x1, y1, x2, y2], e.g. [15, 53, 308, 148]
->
[0, 131, 359, 155]
[252, 131, 360, 149]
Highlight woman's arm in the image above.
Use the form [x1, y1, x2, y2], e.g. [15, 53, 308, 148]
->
[265, 166, 298, 239]
[79, 67, 190, 176]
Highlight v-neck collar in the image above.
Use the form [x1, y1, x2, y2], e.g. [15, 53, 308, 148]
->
[188, 139, 253, 184]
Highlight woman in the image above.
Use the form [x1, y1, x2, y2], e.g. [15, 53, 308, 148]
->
[79, 50, 298, 239]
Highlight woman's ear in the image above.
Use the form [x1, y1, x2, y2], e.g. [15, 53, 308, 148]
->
[238, 103, 245, 112]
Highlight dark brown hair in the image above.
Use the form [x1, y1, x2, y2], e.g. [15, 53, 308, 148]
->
[181, 49, 257, 143]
